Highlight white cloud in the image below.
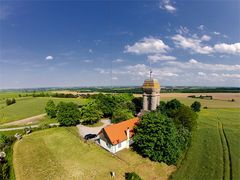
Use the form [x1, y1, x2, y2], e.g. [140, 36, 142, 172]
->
[172, 34, 240, 55]
[112, 77, 118, 80]
[160, 0, 177, 13]
[176, 26, 189, 35]
[83, 59, 93, 63]
[213, 31, 221, 35]
[148, 54, 176, 62]
[125, 37, 169, 54]
[116, 64, 179, 78]
[113, 59, 124, 63]
[94, 68, 109, 74]
[198, 25, 205, 30]
[172, 34, 213, 54]
[198, 72, 206, 76]
[189, 59, 198, 64]
[88, 49, 93, 53]
[167, 59, 240, 71]
[214, 43, 240, 55]
[201, 35, 211, 41]
[45, 56, 54, 60]
[221, 74, 240, 78]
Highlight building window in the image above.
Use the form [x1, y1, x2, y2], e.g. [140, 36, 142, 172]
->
[118, 142, 121, 148]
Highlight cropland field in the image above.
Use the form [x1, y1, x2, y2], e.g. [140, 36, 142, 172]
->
[171, 108, 240, 180]
[0, 97, 90, 124]
[161, 93, 240, 109]
[13, 127, 175, 180]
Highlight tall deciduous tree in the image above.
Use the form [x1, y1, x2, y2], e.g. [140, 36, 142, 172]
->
[45, 100, 57, 118]
[133, 112, 181, 165]
[191, 101, 201, 112]
[174, 105, 198, 131]
[80, 102, 103, 125]
[57, 102, 80, 126]
[111, 108, 134, 123]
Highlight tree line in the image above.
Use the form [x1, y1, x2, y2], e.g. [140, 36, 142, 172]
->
[45, 93, 142, 126]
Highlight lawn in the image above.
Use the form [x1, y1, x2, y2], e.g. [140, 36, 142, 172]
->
[0, 97, 90, 124]
[13, 127, 175, 180]
[171, 108, 240, 180]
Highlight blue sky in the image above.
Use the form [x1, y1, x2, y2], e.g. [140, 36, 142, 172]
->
[0, 0, 240, 89]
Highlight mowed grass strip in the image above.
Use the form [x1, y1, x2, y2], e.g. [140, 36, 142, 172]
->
[171, 109, 240, 180]
[0, 97, 90, 124]
[13, 127, 175, 180]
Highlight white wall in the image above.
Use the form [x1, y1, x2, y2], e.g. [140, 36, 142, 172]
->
[99, 139, 131, 153]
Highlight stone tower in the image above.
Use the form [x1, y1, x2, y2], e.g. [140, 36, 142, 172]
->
[142, 78, 161, 111]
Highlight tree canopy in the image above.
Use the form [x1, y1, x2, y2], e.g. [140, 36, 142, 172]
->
[45, 100, 57, 118]
[133, 112, 181, 165]
[191, 101, 201, 112]
[111, 108, 134, 124]
[56, 102, 80, 126]
[80, 102, 103, 125]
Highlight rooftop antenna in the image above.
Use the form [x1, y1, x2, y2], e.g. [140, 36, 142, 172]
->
[149, 60, 153, 79]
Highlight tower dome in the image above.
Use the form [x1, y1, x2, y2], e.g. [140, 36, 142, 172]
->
[142, 79, 160, 91]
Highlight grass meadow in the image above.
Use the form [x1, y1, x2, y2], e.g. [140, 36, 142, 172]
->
[171, 109, 240, 180]
[13, 127, 175, 180]
[0, 97, 90, 124]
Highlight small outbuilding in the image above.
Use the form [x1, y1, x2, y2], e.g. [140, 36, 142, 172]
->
[98, 117, 139, 153]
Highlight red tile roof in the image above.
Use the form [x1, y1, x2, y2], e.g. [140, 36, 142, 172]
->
[100, 117, 139, 145]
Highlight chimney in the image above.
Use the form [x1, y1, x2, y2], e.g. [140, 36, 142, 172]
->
[126, 127, 130, 149]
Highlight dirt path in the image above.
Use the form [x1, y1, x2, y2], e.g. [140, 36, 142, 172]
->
[1, 114, 46, 126]
[217, 120, 232, 180]
[0, 123, 59, 132]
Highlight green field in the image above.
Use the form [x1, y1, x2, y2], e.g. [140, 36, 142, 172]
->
[161, 97, 240, 109]
[13, 127, 174, 180]
[171, 108, 240, 180]
[0, 97, 90, 124]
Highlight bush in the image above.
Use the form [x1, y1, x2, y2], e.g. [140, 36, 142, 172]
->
[191, 101, 201, 112]
[45, 100, 57, 118]
[5, 98, 16, 106]
[125, 172, 142, 180]
[0, 162, 10, 180]
[57, 102, 80, 126]
[133, 112, 181, 165]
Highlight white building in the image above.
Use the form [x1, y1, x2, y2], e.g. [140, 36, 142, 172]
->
[98, 117, 139, 153]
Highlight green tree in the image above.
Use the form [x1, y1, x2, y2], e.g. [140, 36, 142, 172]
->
[5, 98, 16, 106]
[174, 105, 198, 131]
[111, 108, 134, 123]
[133, 112, 181, 165]
[12, 98, 16, 104]
[132, 97, 143, 113]
[95, 94, 116, 117]
[80, 102, 103, 125]
[165, 99, 182, 117]
[191, 101, 201, 112]
[45, 100, 57, 118]
[57, 102, 80, 126]
[156, 101, 167, 115]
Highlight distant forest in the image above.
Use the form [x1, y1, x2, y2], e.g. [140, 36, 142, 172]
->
[68, 87, 240, 94]
[1, 86, 240, 94]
